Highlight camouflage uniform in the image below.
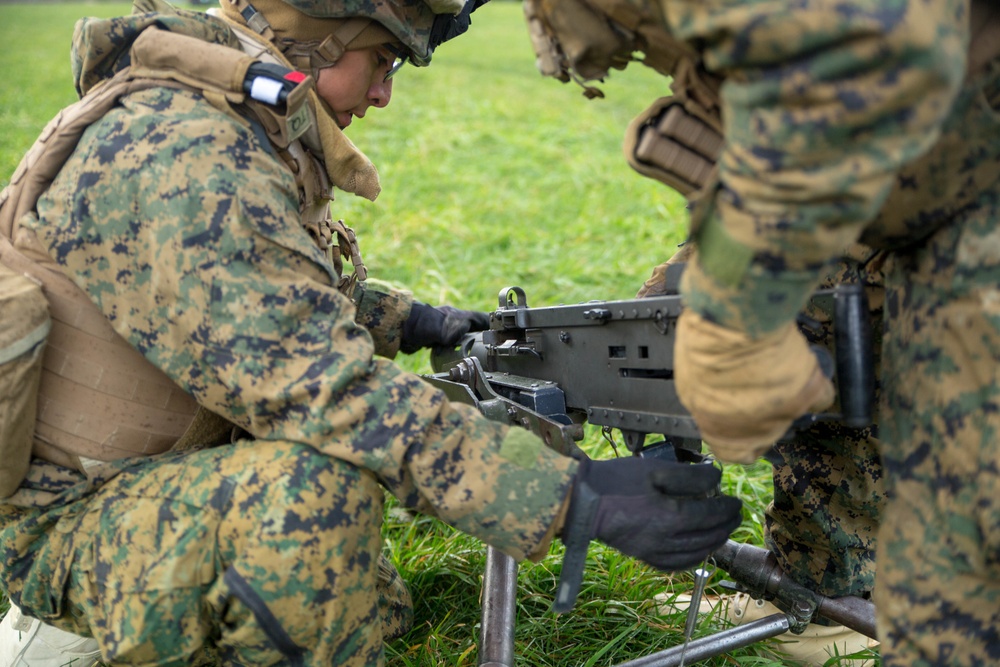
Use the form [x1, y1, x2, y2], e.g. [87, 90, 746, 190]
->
[0, 5, 576, 665]
[668, 0, 999, 663]
[532, 0, 999, 661]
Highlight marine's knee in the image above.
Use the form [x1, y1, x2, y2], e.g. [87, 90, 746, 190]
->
[212, 442, 387, 660]
[227, 440, 383, 525]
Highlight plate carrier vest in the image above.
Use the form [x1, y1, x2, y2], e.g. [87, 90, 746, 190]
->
[0, 25, 365, 481]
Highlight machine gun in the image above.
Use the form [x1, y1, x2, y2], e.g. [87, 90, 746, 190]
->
[423, 271, 878, 666]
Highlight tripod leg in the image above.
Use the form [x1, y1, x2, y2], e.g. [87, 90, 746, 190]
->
[478, 546, 518, 667]
[612, 614, 792, 667]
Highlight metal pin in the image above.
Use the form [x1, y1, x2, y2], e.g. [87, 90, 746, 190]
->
[679, 561, 715, 667]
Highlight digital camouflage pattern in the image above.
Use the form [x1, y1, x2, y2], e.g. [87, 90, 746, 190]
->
[871, 64, 1000, 665]
[672, 0, 968, 338]
[620, 0, 999, 662]
[0, 440, 412, 664]
[376, 550, 413, 641]
[760, 42, 1000, 665]
[766, 420, 884, 599]
[0, 6, 576, 663]
[71, 0, 240, 98]
[765, 251, 887, 599]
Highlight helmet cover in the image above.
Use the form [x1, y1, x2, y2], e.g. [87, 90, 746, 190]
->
[279, 0, 472, 65]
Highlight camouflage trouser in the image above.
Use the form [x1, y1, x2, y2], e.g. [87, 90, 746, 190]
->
[0, 440, 413, 666]
[874, 189, 1000, 665]
[765, 421, 883, 599]
[765, 252, 887, 599]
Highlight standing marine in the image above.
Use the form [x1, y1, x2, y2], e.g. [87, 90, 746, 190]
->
[524, 0, 1000, 664]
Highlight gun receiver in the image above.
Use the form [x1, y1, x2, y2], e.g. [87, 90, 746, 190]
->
[429, 284, 693, 456]
[428, 280, 874, 457]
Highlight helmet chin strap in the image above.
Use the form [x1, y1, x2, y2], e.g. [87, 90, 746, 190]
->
[280, 19, 371, 73]
[225, 0, 277, 41]
[226, 0, 370, 74]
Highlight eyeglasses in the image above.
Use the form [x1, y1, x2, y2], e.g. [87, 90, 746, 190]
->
[380, 44, 408, 82]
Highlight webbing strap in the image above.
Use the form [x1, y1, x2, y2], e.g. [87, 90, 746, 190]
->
[236, 0, 277, 41]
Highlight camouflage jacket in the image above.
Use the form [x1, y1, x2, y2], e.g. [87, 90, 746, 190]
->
[661, 0, 998, 337]
[13, 3, 576, 561]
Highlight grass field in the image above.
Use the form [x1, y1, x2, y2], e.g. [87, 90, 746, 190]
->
[0, 2, 878, 665]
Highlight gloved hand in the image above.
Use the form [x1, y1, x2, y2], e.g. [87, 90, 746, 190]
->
[675, 310, 835, 464]
[400, 302, 490, 354]
[635, 244, 696, 298]
[564, 455, 741, 565]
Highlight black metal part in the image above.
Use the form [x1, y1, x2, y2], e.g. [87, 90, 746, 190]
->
[476, 538, 875, 667]
[817, 595, 878, 640]
[481, 372, 569, 420]
[433, 282, 874, 451]
[422, 357, 582, 456]
[436, 289, 697, 440]
[712, 540, 877, 639]
[834, 283, 875, 428]
[552, 476, 600, 613]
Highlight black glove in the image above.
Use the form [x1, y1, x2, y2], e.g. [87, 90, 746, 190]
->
[400, 302, 490, 354]
[554, 456, 742, 612]
[428, 0, 490, 51]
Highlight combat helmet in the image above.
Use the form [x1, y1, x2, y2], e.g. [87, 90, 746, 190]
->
[220, 0, 487, 72]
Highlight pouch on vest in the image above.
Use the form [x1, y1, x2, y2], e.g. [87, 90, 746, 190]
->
[625, 100, 721, 197]
[0, 263, 50, 497]
[623, 60, 723, 197]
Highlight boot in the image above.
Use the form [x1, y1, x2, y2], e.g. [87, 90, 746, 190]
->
[0, 604, 101, 667]
[658, 591, 879, 666]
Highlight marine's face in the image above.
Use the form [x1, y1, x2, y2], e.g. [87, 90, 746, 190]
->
[316, 46, 396, 129]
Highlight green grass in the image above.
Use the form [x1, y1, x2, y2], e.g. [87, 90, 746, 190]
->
[0, 2, 878, 665]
